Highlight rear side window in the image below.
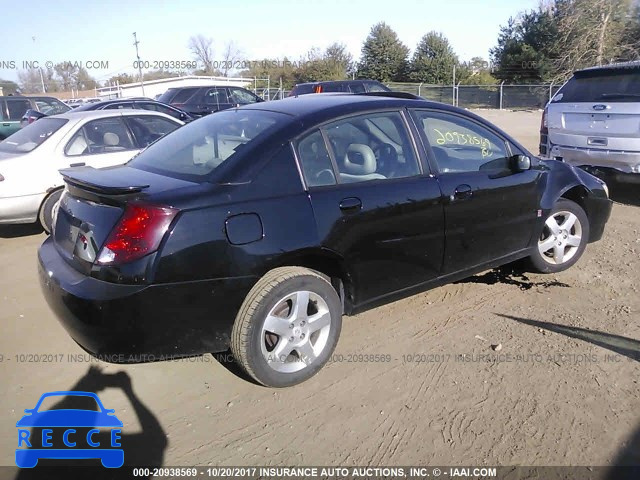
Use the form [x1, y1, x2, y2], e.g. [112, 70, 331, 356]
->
[320, 83, 344, 93]
[0, 118, 68, 153]
[297, 130, 336, 187]
[205, 88, 230, 105]
[366, 82, 390, 93]
[554, 70, 640, 103]
[348, 83, 366, 93]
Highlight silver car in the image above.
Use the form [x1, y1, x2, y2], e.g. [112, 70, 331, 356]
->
[540, 61, 640, 175]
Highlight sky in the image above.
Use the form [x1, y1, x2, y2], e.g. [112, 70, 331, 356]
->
[1, 0, 541, 84]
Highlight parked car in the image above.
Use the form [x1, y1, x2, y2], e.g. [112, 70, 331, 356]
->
[157, 85, 263, 117]
[39, 92, 612, 388]
[0, 110, 183, 233]
[0, 96, 70, 140]
[288, 79, 391, 96]
[73, 98, 194, 123]
[540, 61, 640, 176]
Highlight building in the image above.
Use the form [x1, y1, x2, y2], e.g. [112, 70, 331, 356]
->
[97, 75, 258, 99]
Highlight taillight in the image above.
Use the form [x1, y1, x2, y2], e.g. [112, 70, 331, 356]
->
[171, 102, 185, 108]
[0, 174, 4, 182]
[28, 116, 36, 124]
[314, 85, 323, 93]
[96, 204, 178, 265]
[540, 107, 548, 135]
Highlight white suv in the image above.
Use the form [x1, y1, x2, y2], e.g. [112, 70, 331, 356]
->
[540, 61, 640, 176]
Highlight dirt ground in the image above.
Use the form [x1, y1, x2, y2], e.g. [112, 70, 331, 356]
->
[0, 109, 638, 472]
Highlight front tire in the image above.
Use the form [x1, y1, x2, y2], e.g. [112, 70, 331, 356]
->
[38, 189, 63, 234]
[231, 267, 342, 387]
[527, 199, 590, 274]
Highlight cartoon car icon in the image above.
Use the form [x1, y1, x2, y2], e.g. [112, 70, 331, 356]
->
[16, 391, 124, 468]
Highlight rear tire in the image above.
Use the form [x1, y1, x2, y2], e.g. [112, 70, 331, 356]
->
[527, 199, 589, 274]
[38, 189, 63, 234]
[230, 267, 342, 387]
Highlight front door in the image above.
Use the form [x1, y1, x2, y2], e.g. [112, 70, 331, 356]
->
[410, 109, 541, 274]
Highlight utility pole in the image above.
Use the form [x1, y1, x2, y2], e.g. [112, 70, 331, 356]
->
[133, 32, 145, 96]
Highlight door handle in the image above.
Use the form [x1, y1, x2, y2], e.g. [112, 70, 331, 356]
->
[2, 123, 9, 126]
[451, 184, 473, 201]
[339, 197, 362, 212]
[69, 162, 86, 167]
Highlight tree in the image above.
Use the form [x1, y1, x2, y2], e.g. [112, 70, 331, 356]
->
[357, 22, 410, 82]
[17, 69, 45, 93]
[109, 73, 135, 85]
[490, 10, 557, 83]
[551, 0, 639, 80]
[220, 41, 244, 77]
[0, 79, 20, 95]
[323, 42, 355, 79]
[54, 62, 79, 91]
[188, 35, 216, 75]
[76, 67, 97, 90]
[409, 31, 458, 84]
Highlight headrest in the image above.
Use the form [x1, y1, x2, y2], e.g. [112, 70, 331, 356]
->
[343, 144, 376, 175]
[103, 132, 119, 146]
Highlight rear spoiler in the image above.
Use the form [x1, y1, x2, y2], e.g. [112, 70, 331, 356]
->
[60, 166, 149, 195]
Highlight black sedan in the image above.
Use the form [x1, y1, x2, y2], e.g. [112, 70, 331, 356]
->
[38, 92, 612, 387]
[72, 98, 194, 122]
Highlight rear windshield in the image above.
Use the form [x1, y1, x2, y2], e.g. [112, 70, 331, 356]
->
[0, 118, 68, 153]
[158, 88, 198, 104]
[128, 109, 289, 182]
[554, 69, 640, 103]
[290, 84, 316, 96]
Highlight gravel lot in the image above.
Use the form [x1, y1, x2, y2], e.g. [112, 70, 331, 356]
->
[0, 109, 638, 473]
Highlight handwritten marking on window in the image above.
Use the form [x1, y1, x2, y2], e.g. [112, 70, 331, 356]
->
[433, 128, 493, 158]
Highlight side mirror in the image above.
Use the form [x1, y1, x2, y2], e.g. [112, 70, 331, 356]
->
[512, 154, 531, 172]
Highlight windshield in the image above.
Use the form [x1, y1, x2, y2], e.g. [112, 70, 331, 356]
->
[128, 109, 290, 182]
[554, 69, 640, 103]
[0, 118, 68, 153]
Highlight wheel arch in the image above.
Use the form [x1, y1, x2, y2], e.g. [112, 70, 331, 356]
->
[265, 248, 354, 315]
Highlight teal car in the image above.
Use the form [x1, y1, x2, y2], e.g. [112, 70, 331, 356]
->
[0, 96, 70, 140]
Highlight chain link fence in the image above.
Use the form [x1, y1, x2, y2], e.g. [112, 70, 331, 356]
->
[386, 82, 561, 110]
[254, 80, 561, 109]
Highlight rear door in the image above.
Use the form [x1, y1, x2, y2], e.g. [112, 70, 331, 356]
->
[296, 110, 444, 305]
[548, 68, 640, 153]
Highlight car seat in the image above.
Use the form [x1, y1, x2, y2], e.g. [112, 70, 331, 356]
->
[339, 144, 386, 183]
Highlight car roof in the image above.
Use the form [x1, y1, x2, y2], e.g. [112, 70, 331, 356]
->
[575, 61, 640, 74]
[294, 79, 381, 87]
[243, 92, 449, 120]
[46, 109, 182, 121]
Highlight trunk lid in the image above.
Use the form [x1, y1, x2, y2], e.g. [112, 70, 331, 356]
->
[54, 165, 194, 273]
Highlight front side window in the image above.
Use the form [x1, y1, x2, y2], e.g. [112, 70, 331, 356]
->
[34, 98, 70, 115]
[229, 88, 258, 104]
[6, 99, 32, 120]
[412, 110, 510, 173]
[65, 117, 134, 156]
[0, 118, 68, 153]
[125, 115, 180, 147]
[128, 109, 288, 182]
[323, 111, 420, 183]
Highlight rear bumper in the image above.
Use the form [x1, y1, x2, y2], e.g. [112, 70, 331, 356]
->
[584, 195, 613, 243]
[550, 145, 640, 174]
[0, 193, 45, 224]
[38, 236, 256, 362]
